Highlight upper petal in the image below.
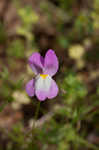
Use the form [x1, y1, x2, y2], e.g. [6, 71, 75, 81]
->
[44, 49, 59, 77]
[47, 79, 59, 99]
[26, 79, 35, 97]
[29, 52, 44, 75]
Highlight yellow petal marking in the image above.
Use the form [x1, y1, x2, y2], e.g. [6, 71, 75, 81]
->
[40, 74, 48, 79]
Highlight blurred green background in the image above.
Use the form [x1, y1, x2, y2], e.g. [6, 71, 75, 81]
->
[0, 0, 99, 150]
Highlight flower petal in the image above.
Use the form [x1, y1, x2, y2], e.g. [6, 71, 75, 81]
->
[35, 75, 52, 92]
[35, 75, 52, 101]
[26, 79, 35, 97]
[29, 52, 44, 74]
[44, 49, 59, 76]
[47, 79, 59, 99]
[35, 90, 47, 101]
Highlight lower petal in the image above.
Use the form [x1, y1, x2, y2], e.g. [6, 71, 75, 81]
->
[47, 79, 59, 99]
[26, 79, 35, 97]
[35, 90, 47, 101]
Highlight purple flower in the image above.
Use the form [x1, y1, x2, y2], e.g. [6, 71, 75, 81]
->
[26, 49, 59, 101]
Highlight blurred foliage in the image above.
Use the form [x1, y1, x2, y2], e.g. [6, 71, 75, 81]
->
[58, 0, 75, 15]
[61, 72, 87, 105]
[92, 0, 99, 30]
[17, 6, 38, 39]
[7, 40, 25, 58]
[17, 5, 38, 49]
[0, 22, 7, 43]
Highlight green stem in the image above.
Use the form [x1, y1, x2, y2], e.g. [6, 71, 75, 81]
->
[34, 101, 41, 121]
[31, 101, 41, 144]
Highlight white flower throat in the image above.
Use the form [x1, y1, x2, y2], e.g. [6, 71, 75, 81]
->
[35, 74, 52, 92]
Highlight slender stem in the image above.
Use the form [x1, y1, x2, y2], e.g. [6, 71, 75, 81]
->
[31, 101, 41, 144]
[34, 101, 41, 121]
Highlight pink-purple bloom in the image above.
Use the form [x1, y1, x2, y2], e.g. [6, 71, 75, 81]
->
[26, 49, 59, 101]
